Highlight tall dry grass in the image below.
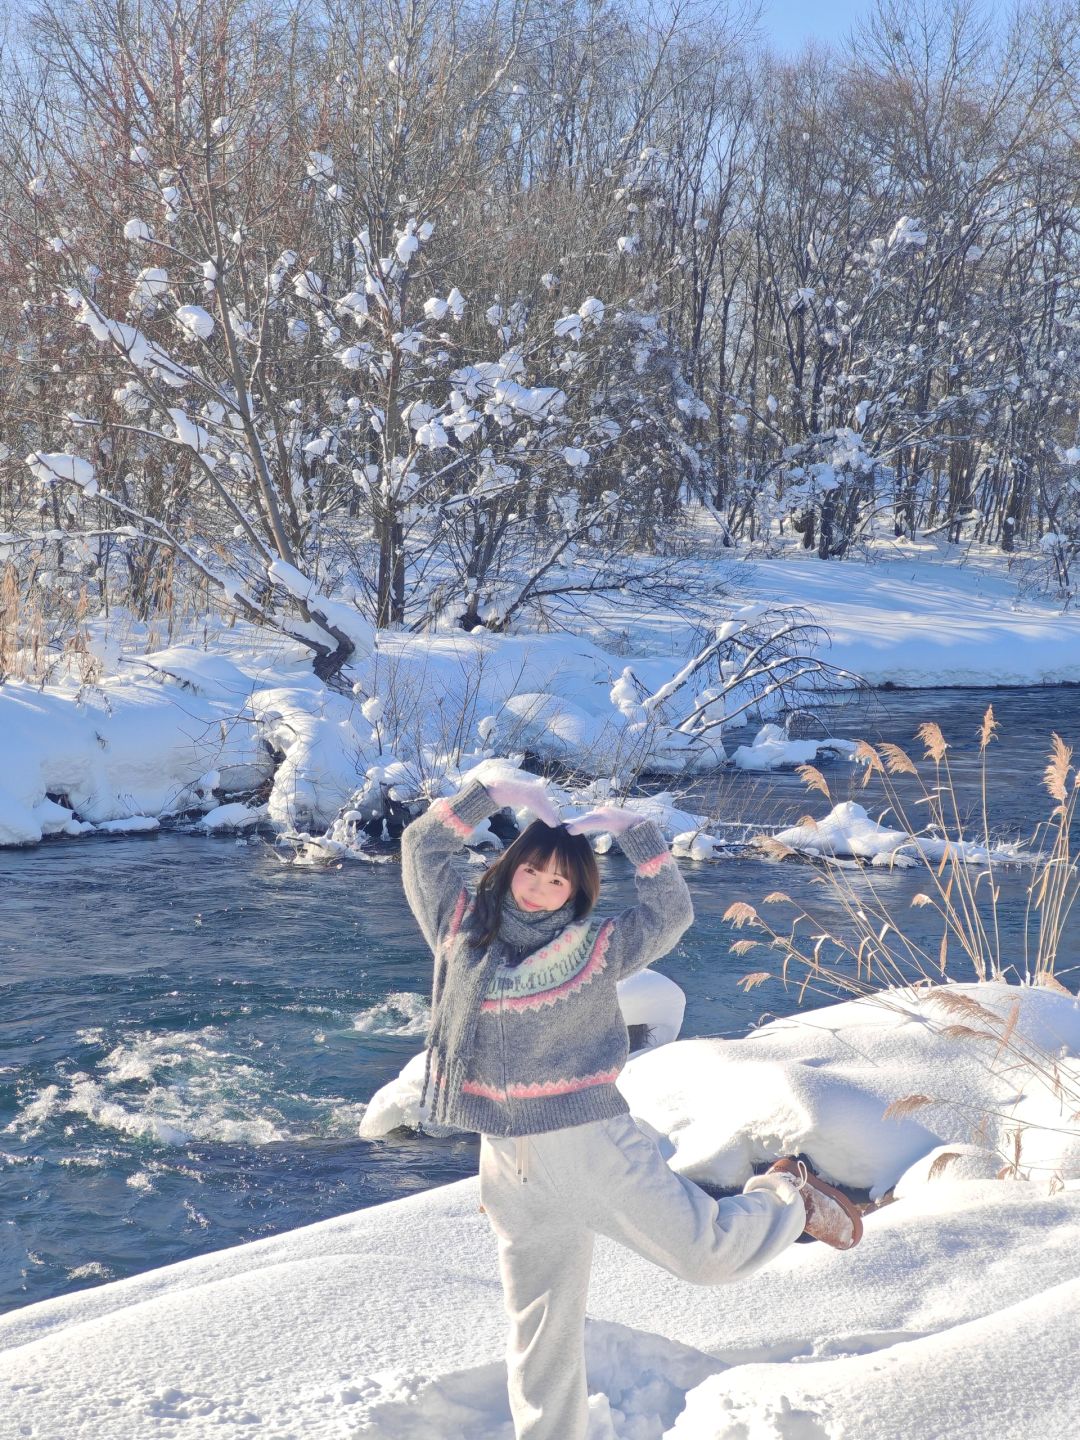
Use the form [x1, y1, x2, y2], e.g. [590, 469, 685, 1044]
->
[727, 710, 1077, 996]
[725, 711, 1079, 1187]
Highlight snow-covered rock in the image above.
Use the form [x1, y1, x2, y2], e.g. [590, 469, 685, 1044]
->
[774, 800, 1003, 865]
[774, 800, 911, 860]
[731, 723, 857, 772]
[671, 830, 721, 861]
[94, 816, 160, 835]
[357, 1050, 450, 1138]
[196, 802, 268, 833]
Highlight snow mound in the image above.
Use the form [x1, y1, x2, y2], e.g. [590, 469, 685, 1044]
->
[133, 647, 271, 697]
[774, 801, 911, 860]
[617, 969, 686, 1049]
[248, 680, 376, 830]
[94, 816, 160, 835]
[892, 1143, 1004, 1197]
[731, 724, 857, 772]
[774, 801, 1001, 865]
[2, 985, 1079, 1439]
[498, 691, 621, 765]
[196, 802, 267, 833]
[618, 983, 1080, 1196]
[3, 1153, 1079, 1439]
[349, 1322, 721, 1439]
[0, 790, 90, 845]
[0, 664, 273, 845]
[666, 1275, 1080, 1440]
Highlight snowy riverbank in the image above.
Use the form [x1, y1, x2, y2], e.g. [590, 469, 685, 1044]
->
[741, 545, 1080, 688]
[2, 982, 1077, 1439]
[2, 548, 1078, 849]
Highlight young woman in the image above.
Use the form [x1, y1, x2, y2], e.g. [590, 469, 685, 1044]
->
[402, 766, 862, 1440]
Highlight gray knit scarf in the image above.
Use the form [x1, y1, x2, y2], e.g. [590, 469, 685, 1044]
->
[422, 891, 577, 1125]
[498, 892, 577, 961]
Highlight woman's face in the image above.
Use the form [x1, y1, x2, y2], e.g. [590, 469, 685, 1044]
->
[510, 854, 574, 913]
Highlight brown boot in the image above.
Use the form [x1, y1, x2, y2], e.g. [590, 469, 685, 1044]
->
[762, 1157, 864, 1250]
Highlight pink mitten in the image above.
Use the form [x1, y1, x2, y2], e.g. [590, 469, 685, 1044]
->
[564, 805, 641, 837]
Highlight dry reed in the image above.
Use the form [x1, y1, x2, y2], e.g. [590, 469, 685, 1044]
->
[726, 715, 1079, 1186]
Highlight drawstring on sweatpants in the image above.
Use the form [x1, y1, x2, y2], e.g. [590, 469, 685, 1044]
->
[515, 1135, 530, 1184]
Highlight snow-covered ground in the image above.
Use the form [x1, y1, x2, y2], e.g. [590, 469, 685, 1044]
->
[742, 544, 1080, 687]
[3, 982, 1077, 1439]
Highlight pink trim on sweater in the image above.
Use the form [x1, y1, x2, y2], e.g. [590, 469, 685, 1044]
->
[636, 850, 673, 878]
[447, 888, 468, 940]
[461, 1067, 621, 1101]
[478, 920, 614, 1013]
[431, 797, 475, 839]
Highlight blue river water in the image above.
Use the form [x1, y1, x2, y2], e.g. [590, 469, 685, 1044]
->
[1, 686, 1078, 1313]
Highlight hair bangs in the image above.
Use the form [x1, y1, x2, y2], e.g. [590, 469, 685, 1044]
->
[512, 830, 573, 879]
[470, 819, 601, 948]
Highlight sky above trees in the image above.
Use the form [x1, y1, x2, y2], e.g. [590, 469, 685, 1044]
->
[762, 0, 1007, 53]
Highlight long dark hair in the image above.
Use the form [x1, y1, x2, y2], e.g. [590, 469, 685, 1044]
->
[469, 820, 600, 948]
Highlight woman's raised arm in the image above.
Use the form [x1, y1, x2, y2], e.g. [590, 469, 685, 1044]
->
[566, 808, 694, 978]
[400, 781, 497, 952]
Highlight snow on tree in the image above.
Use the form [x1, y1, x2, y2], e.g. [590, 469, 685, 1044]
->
[7, 0, 1080, 683]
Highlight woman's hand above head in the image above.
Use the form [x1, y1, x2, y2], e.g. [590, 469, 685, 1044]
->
[467, 759, 561, 827]
[564, 805, 642, 837]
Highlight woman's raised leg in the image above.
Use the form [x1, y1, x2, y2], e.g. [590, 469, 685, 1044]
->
[530, 1113, 806, 1286]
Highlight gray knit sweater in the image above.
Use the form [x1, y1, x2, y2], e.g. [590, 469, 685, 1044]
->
[401, 781, 694, 1137]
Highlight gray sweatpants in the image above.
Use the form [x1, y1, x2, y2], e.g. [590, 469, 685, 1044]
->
[479, 1112, 806, 1440]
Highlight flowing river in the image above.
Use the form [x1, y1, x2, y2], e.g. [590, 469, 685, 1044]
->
[2, 686, 1078, 1313]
